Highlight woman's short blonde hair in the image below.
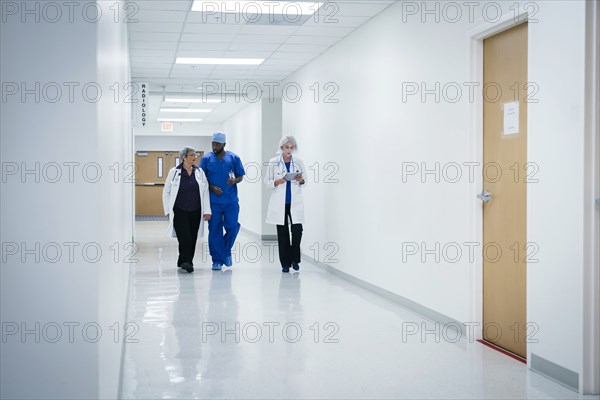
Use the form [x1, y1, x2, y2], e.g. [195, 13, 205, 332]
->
[277, 135, 298, 154]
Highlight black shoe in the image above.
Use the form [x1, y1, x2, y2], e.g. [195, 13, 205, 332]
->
[282, 266, 290, 273]
[181, 262, 194, 273]
[292, 263, 300, 271]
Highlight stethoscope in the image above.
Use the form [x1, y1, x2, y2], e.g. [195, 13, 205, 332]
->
[276, 155, 302, 175]
[171, 165, 196, 182]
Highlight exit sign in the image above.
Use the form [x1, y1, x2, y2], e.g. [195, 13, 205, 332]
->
[161, 122, 174, 132]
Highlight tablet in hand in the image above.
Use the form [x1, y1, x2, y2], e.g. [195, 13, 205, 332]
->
[284, 172, 298, 181]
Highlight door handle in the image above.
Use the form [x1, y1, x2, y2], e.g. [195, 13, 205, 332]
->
[477, 189, 492, 203]
[135, 182, 165, 187]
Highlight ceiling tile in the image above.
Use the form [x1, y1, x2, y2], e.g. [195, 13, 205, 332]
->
[177, 42, 232, 51]
[209, 74, 253, 79]
[276, 44, 330, 53]
[233, 34, 291, 44]
[176, 50, 226, 58]
[293, 26, 355, 37]
[254, 65, 297, 72]
[171, 65, 216, 72]
[134, 0, 191, 11]
[221, 51, 273, 58]
[185, 12, 247, 24]
[269, 53, 319, 62]
[302, 15, 371, 28]
[333, 2, 393, 17]
[227, 43, 280, 52]
[130, 32, 181, 41]
[170, 72, 214, 78]
[132, 71, 172, 78]
[128, 22, 183, 33]
[130, 41, 179, 50]
[260, 59, 306, 67]
[184, 23, 244, 34]
[134, 10, 187, 23]
[284, 35, 341, 46]
[237, 25, 300, 36]
[126, 0, 394, 125]
[181, 33, 237, 43]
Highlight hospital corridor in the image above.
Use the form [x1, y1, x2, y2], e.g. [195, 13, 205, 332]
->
[120, 224, 586, 399]
[1, 1, 599, 399]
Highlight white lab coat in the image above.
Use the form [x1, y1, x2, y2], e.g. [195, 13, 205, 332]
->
[162, 166, 212, 238]
[264, 154, 307, 225]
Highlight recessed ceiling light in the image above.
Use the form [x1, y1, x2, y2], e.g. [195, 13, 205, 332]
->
[191, 1, 323, 16]
[176, 57, 264, 65]
[165, 98, 222, 103]
[160, 108, 213, 113]
[157, 118, 203, 122]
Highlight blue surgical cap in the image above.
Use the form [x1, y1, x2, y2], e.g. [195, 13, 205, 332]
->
[212, 132, 226, 143]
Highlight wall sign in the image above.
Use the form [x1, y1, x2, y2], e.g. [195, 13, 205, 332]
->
[133, 82, 148, 128]
[503, 101, 519, 135]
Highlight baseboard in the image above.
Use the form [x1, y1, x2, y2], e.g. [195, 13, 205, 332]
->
[239, 226, 277, 241]
[530, 353, 579, 392]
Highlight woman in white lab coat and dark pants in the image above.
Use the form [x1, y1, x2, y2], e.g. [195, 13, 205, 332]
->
[265, 136, 307, 273]
[162, 146, 212, 273]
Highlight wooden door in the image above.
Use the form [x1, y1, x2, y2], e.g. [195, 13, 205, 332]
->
[135, 150, 203, 216]
[482, 22, 528, 358]
[135, 151, 170, 216]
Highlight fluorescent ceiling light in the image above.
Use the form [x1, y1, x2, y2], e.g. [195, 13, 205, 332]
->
[177, 57, 264, 65]
[191, 1, 323, 15]
[165, 98, 222, 103]
[158, 118, 203, 122]
[160, 108, 213, 113]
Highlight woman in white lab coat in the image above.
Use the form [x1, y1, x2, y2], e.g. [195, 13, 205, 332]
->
[162, 147, 211, 273]
[265, 136, 307, 273]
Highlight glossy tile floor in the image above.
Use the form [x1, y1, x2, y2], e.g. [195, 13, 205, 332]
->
[121, 222, 598, 399]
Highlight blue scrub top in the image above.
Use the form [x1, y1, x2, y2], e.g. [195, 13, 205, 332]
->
[285, 162, 292, 205]
[200, 151, 245, 205]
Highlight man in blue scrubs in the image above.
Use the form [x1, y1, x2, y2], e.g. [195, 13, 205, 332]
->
[200, 132, 245, 270]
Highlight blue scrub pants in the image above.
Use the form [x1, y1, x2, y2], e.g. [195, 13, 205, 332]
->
[208, 202, 240, 265]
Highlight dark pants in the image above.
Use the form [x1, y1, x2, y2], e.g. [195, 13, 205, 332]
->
[173, 206, 202, 267]
[276, 204, 303, 268]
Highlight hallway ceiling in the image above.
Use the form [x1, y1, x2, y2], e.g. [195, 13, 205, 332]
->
[127, 0, 393, 124]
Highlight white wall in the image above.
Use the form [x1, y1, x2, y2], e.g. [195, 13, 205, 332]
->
[261, 99, 283, 237]
[278, 0, 590, 388]
[96, 2, 134, 397]
[134, 122, 221, 137]
[135, 135, 213, 154]
[283, 0, 477, 323]
[526, 0, 587, 379]
[582, 2, 600, 393]
[0, 2, 132, 398]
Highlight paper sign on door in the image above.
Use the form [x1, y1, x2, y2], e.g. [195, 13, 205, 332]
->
[504, 101, 519, 135]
